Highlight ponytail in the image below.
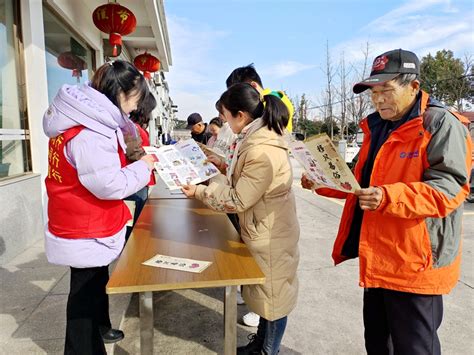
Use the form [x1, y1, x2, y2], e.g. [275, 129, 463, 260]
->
[261, 93, 289, 136]
[219, 83, 288, 135]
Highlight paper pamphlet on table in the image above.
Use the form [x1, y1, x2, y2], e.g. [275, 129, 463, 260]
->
[142, 254, 212, 273]
[143, 140, 219, 190]
[290, 134, 360, 193]
[197, 142, 226, 160]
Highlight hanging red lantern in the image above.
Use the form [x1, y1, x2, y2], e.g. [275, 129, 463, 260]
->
[134, 52, 160, 79]
[58, 52, 87, 82]
[92, 3, 136, 57]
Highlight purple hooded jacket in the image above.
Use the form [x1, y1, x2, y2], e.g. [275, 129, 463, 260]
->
[43, 83, 151, 268]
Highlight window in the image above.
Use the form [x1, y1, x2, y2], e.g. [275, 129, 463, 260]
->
[43, 6, 94, 103]
[0, 0, 32, 180]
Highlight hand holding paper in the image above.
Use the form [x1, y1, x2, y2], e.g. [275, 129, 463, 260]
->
[355, 187, 383, 210]
[140, 154, 157, 170]
[290, 134, 360, 193]
[143, 140, 219, 190]
[181, 184, 197, 198]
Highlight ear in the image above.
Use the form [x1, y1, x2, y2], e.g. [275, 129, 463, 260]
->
[249, 81, 262, 92]
[236, 110, 246, 120]
[237, 110, 252, 124]
[411, 80, 420, 93]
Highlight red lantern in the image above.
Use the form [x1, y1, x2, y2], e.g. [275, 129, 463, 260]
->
[92, 3, 136, 57]
[134, 52, 160, 79]
[58, 52, 87, 82]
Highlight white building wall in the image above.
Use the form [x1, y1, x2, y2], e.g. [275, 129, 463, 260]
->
[21, 0, 49, 190]
[0, 0, 174, 264]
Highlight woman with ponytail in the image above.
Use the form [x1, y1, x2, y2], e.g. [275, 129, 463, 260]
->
[182, 83, 300, 355]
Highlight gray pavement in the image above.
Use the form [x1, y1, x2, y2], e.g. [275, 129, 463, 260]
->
[1, 159, 473, 354]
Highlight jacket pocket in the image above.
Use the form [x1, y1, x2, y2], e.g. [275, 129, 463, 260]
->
[415, 218, 432, 270]
[240, 210, 259, 240]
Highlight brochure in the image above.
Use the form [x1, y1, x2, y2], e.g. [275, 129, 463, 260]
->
[290, 134, 361, 193]
[143, 139, 220, 190]
[142, 254, 212, 273]
[196, 142, 226, 159]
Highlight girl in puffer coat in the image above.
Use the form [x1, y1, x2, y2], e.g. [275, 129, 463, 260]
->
[43, 60, 155, 354]
[182, 83, 300, 355]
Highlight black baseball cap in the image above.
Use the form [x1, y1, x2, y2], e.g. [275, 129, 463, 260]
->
[186, 112, 203, 129]
[353, 49, 420, 94]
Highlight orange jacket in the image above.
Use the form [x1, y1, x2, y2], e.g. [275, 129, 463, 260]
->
[318, 91, 472, 295]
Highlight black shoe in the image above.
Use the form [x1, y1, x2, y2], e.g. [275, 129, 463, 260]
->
[237, 333, 264, 354]
[100, 328, 125, 344]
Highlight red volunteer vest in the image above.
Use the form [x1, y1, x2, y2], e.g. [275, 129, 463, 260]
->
[45, 126, 131, 239]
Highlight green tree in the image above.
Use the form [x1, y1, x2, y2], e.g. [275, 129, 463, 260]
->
[293, 94, 312, 136]
[347, 122, 359, 136]
[300, 120, 322, 138]
[420, 50, 471, 110]
[320, 122, 339, 137]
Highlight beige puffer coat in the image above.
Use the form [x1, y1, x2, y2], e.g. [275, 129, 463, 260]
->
[195, 126, 300, 321]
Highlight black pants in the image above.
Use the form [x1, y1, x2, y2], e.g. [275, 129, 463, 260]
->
[65, 266, 111, 355]
[363, 288, 443, 355]
[227, 213, 240, 233]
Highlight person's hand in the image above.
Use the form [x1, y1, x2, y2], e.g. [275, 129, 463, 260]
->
[181, 184, 197, 198]
[206, 155, 226, 174]
[355, 187, 383, 210]
[301, 173, 315, 190]
[124, 135, 145, 162]
[206, 155, 224, 167]
[140, 154, 155, 170]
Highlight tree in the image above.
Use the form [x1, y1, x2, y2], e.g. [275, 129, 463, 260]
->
[300, 119, 322, 138]
[336, 51, 352, 139]
[420, 50, 472, 110]
[347, 122, 359, 136]
[293, 94, 314, 137]
[322, 40, 336, 140]
[290, 95, 300, 131]
[320, 122, 340, 137]
[348, 41, 372, 123]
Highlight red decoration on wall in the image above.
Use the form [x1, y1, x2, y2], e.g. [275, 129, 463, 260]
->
[58, 52, 87, 82]
[133, 52, 160, 79]
[92, 3, 137, 57]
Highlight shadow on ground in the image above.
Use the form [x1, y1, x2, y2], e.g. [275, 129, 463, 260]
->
[113, 289, 301, 354]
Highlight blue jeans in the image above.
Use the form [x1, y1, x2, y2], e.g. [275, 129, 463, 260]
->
[256, 316, 288, 355]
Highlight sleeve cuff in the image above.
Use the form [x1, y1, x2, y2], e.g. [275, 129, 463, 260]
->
[376, 186, 388, 211]
[195, 184, 207, 200]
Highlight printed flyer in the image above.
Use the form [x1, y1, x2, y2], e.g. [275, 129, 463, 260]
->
[196, 142, 226, 159]
[290, 134, 360, 193]
[142, 254, 212, 273]
[143, 139, 219, 190]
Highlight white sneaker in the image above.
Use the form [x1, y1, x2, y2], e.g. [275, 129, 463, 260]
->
[242, 312, 260, 327]
[236, 290, 246, 305]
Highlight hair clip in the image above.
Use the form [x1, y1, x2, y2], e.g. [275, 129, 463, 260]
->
[107, 61, 114, 67]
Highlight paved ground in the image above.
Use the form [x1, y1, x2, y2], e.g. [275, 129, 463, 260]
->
[1, 159, 473, 354]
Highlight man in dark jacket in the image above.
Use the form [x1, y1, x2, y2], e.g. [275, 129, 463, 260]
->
[186, 112, 212, 144]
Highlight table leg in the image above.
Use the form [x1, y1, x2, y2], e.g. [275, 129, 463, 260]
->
[224, 285, 237, 355]
[139, 291, 154, 355]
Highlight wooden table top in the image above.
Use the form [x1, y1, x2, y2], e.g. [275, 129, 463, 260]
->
[148, 178, 187, 199]
[107, 198, 265, 294]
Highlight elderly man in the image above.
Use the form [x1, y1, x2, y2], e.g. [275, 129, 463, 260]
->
[186, 112, 212, 144]
[302, 49, 471, 354]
